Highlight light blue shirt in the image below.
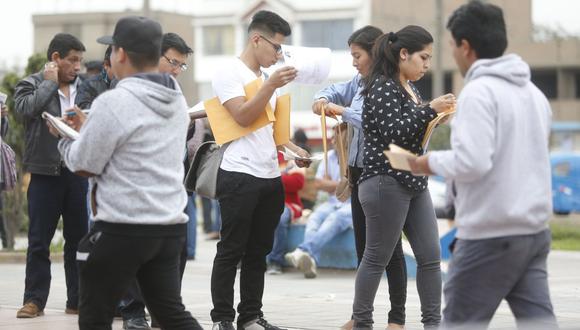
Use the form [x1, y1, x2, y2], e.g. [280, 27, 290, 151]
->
[314, 75, 364, 168]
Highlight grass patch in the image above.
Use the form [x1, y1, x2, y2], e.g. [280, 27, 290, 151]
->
[551, 222, 580, 251]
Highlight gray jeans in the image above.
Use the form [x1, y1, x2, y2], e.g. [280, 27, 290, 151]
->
[353, 174, 441, 329]
[442, 229, 558, 330]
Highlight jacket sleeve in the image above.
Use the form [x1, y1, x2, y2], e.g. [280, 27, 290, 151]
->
[0, 118, 8, 138]
[14, 75, 59, 119]
[367, 81, 436, 144]
[314, 76, 359, 106]
[58, 96, 128, 175]
[75, 81, 98, 110]
[281, 172, 305, 193]
[428, 87, 496, 182]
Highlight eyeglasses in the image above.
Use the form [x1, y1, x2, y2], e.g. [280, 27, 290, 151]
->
[163, 55, 188, 71]
[259, 35, 282, 55]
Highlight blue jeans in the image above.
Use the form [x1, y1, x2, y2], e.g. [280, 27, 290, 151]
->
[266, 206, 292, 266]
[186, 194, 197, 258]
[298, 201, 352, 264]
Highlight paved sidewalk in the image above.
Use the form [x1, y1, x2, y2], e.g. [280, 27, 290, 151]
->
[1, 231, 579, 329]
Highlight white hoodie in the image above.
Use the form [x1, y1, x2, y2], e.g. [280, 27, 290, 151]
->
[429, 54, 552, 240]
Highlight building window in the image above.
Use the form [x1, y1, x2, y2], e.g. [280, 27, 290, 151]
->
[531, 69, 558, 99]
[202, 25, 235, 55]
[301, 19, 353, 50]
[575, 72, 580, 99]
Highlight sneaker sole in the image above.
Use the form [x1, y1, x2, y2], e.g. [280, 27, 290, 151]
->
[298, 255, 317, 279]
[16, 311, 44, 318]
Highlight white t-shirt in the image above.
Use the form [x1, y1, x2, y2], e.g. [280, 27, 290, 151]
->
[212, 58, 279, 178]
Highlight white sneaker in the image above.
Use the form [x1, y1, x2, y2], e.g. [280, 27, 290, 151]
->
[284, 249, 306, 268]
[298, 252, 317, 279]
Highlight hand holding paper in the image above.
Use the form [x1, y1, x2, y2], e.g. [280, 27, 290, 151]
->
[43, 112, 79, 140]
[383, 144, 418, 172]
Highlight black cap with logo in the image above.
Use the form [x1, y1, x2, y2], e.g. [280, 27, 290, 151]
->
[97, 16, 162, 55]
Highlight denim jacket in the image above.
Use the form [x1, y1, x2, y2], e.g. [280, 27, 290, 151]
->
[314, 74, 364, 168]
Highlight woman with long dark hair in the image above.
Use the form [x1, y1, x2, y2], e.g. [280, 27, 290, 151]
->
[312, 25, 407, 330]
[352, 25, 455, 329]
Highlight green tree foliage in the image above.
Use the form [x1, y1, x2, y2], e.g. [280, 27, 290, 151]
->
[0, 53, 47, 249]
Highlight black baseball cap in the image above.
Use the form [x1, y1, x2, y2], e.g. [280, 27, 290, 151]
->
[97, 16, 162, 55]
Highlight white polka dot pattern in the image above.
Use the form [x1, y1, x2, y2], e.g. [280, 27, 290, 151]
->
[360, 77, 437, 191]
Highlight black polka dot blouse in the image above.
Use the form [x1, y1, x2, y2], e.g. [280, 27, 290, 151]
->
[360, 76, 437, 191]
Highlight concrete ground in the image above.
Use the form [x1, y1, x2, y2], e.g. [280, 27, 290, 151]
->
[0, 229, 579, 329]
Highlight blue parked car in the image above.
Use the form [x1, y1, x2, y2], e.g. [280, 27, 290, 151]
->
[551, 153, 580, 215]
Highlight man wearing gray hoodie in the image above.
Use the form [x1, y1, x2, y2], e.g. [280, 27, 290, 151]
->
[411, 1, 558, 329]
[54, 16, 202, 330]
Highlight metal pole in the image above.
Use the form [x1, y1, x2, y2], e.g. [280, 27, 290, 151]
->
[433, 0, 444, 98]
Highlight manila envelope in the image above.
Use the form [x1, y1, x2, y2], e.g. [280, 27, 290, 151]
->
[205, 79, 276, 145]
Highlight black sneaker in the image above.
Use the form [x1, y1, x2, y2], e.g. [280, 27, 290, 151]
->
[123, 317, 151, 329]
[240, 317, 287, 330]
[212, 321, 236, 330]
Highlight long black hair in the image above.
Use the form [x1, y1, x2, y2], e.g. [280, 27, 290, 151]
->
[362, 25, 433, 97]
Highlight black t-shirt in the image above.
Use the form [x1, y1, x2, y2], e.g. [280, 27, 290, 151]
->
[360, 76, 437, 191]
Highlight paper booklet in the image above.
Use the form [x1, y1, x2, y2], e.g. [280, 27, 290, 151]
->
[383, 144, 417, 172]
[42, 112, 79, 140]
[421, 108, 456, 150]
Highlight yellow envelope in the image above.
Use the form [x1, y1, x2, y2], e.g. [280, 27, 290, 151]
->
[205, 79, 276, 145]
[273, 93, 290, 146]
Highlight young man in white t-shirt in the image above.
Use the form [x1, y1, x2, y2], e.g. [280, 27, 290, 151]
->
[210, 10, 310, 330]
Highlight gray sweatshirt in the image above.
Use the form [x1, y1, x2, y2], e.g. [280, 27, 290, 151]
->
[429, 54, 552, 240]
[59, 74, 189, 225]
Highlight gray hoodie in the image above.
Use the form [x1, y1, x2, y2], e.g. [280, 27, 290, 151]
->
[59, 74, 189, 225]
[429, 54, 552, 240]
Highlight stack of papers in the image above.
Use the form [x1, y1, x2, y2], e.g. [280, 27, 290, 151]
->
[42, 112, 79, 140]
[421, 108, 456, 150]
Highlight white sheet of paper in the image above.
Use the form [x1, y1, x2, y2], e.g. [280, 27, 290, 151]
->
[281, 147, 323, 161]
[188, 101, 204, 114]
[281, 45, 331, 85]
[42, 112, 79, 140]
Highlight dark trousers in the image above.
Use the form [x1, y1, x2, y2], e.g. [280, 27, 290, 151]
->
[350, 166, 407, 325]
[121, 210, 190, 322]
[211, 169, 284, 326]
[443, 230, 557, 330]
[24, 169, 88, 310]
[77, 223, 201, 330]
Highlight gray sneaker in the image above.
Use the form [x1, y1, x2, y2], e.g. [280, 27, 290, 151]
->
[266, 263, 283, 275]
[298, 252, 317, 279]
[240, 317, 286, 330]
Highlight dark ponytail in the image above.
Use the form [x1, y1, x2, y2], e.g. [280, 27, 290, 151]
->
[362, 25, 433, 97]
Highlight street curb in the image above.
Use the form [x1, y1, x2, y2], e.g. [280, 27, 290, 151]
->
[0, 251, 63, 264]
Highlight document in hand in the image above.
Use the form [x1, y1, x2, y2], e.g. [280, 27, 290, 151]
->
[280, 45, 331, 84]
[280, 147, 323, 162]
[42, 112, 79, 140]
[421, 108, 456, 150]
[383, 144, 417, 171]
